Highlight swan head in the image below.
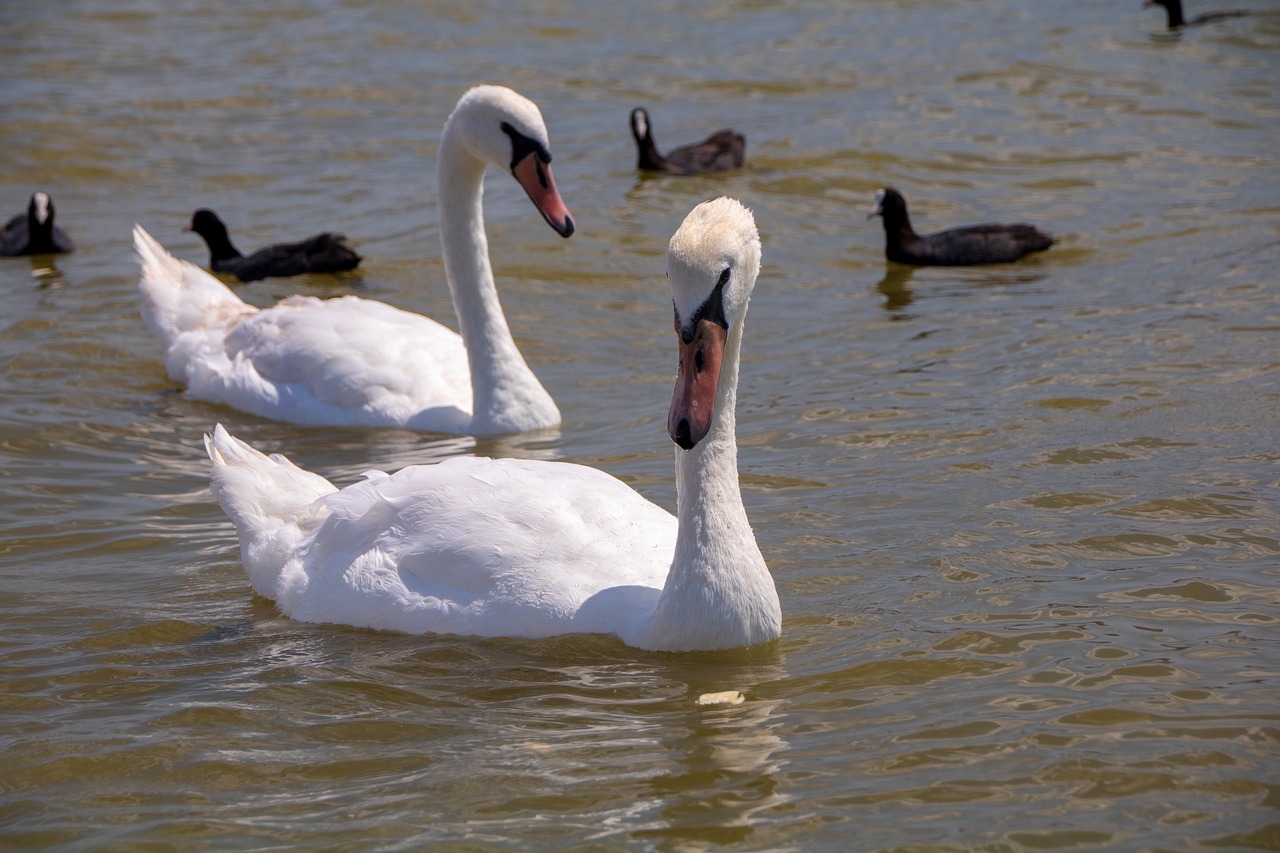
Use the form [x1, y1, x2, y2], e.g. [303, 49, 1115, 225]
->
[445, 85, 575, 237]
[666, 197, 760, 451]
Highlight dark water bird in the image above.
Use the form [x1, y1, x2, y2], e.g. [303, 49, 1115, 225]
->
[1144, 0, 1249, 28]
[184, 209, 361, 282]
[868, 188, 1054, 266]
[0, 192, 75, 256]
[630, 107, 745, 175]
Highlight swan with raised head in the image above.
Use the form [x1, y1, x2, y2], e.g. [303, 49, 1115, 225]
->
[135, 85, 573, 435]
[204, 197, 781, 651]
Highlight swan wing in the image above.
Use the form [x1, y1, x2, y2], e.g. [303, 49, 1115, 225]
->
[295, 456, 677, 637]
[190, 295, 474, 431]
[138, 224, 473, 431]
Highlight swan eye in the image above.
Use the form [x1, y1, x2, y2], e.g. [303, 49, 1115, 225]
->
[717, 268, 731, 287]
[500, 121, 552, 168]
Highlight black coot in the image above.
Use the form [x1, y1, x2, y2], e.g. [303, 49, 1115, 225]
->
[184, 209, 361, 283]
[629, 108, 745, 175]
[0, 192, 75, 256]
[868, 188, 1054, 266]
[1144, 0, 1249, 28]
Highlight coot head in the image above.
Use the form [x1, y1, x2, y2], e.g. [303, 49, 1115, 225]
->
[28, 191, 54, 226]
[630, 107, 651, 142]
[184, 209, 230, 241]
[867, 187, 908, 221]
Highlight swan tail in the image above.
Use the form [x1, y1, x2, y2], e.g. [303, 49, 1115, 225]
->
[205, 424, 336, 526]
[134, 224, 252, 348]
[205, 425, 337, 599]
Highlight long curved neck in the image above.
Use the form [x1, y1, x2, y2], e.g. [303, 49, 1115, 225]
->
[644, 322, 781, 651]
[437, 125, 558, 435]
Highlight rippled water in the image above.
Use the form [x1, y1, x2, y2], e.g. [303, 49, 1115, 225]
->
[2, 0, 1278, 850]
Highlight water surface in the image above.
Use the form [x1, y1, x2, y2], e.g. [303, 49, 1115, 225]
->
[2, 0, 1278, 850]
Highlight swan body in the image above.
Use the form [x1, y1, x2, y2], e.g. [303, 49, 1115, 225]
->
[137, 85, 573, 436]
[205, 197, 781, 651]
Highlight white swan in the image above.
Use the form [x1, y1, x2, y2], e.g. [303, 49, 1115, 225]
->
[135, 85, 574, 436]
[204, 197, 781, 651]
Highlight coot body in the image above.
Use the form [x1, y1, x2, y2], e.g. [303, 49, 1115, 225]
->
[630, 108, 745, 175]
[868, 188, 1054, 266]
[1144, 0, 1248, 28]
[184, 209, 361, 282]
[0, 192, 75, 256]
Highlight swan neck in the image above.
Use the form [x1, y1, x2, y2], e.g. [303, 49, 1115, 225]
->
[674, 324, 743, 523]
[437, 123, 557, 434]
[643, 323, 780, 651]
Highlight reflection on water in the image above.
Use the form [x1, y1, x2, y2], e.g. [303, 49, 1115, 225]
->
[637, 697, 789, 848]
[26, 256, 67, 287]
[874, 265, 917, 313]
[1, 0, 1278, 849]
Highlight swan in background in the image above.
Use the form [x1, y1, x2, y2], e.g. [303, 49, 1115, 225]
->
[136, 85, 574, 436]
[182, 208, 362, 282]
[204, 197, 781, 652]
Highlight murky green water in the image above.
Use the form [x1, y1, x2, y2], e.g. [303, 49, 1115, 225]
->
[2, 0, 1278, 849]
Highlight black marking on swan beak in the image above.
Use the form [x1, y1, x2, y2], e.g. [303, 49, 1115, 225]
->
[674, 268, 731, 343]
[672, 418, 695, 451]
[501, 121, 552, 170]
